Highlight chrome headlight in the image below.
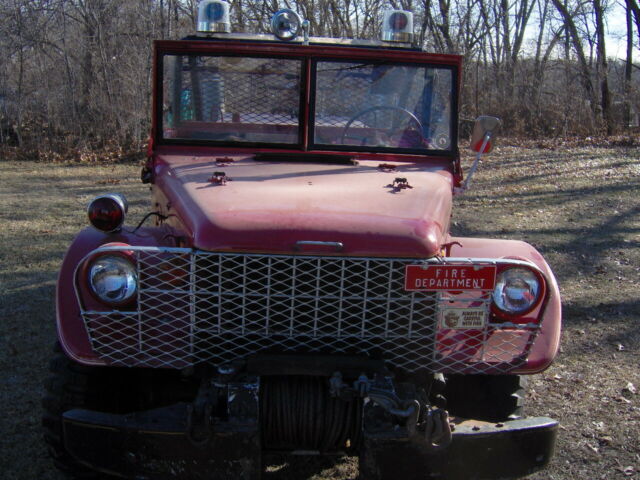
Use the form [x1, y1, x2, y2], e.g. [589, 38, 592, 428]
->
[492, 267, 541, 315]
[88, 255, 138, 304]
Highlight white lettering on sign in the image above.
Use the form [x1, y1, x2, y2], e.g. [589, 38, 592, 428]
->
[434, 268, 467, 279]
[405, 264, 496, 291]
[414, 278, 487, 289]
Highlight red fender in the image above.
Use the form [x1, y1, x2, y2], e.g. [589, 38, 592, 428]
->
[448, 236, 562, 374]
[56, 227, 175, 365]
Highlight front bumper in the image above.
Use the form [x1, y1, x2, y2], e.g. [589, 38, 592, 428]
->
[62, 405, 557, 479]
[360, 416, 558, 479]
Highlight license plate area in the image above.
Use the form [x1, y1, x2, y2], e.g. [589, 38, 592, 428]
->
[404, 264, 497, 291]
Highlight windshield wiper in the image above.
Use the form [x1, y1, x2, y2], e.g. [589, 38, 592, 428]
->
[253, 152, 357, 165]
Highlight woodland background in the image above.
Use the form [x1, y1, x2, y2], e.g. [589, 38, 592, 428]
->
[1, 0, 639, 161]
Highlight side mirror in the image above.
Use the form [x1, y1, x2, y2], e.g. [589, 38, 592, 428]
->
[470, 116, 501, 153]
[458, 116, 502, 194]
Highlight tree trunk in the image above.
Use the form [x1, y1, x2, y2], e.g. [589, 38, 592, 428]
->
[551, 0, 599, 122]
[594, 0, 612, 134]
[624, 0, 634, 127]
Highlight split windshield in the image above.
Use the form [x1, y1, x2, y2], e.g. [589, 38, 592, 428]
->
[161, 54, 454, 152]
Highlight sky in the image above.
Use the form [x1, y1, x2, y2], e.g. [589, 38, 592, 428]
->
[605, 1, 638, 59]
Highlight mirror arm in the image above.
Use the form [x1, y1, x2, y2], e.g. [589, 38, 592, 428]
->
[458, 132, 491, 194]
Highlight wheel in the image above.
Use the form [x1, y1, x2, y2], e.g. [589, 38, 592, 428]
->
[340, 105, 424, 146]
[42, 343, 105, 478]
[42, 344, 201, 478]
[443, 374, 527, 422]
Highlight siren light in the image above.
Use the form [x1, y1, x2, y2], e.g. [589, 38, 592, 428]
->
[197, 0, 231, 33]
[381, 9, 414, 43]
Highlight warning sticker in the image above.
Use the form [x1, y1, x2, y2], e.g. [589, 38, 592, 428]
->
[439, 308, 487, 329]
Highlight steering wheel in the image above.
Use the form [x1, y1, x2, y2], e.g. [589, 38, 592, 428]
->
[340, 105, 425, 146]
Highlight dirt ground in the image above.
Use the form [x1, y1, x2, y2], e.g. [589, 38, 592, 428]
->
[0, 144, 638, 479]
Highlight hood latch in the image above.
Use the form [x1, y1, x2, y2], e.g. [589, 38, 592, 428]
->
[388, 177, 413, 193]
[208, 171, 231, 185]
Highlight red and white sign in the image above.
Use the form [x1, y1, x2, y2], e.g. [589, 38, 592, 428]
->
[405, 264, 496, 291]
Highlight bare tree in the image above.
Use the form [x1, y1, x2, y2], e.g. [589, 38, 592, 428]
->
[0, 0, 637, 157]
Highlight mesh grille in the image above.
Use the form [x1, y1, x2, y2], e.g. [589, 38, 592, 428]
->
[79, 249, 540, 373]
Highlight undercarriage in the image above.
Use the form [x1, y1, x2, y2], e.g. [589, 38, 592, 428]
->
[45, 348, 557, 480]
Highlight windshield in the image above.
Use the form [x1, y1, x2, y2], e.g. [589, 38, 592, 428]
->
[161, 54, 454, 152]
[313, 61, 453, 151]
[162, 55, 303, 144]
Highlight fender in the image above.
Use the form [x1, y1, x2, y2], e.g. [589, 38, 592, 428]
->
[56, 226, 176, 365]
[448, 236, 562, 374]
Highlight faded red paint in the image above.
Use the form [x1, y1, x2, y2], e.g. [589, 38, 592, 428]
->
[153, 150, 453, 256]
[56, 227, 178, 365]
[56, 36, 560, 374]
[447, 237, 562, 374]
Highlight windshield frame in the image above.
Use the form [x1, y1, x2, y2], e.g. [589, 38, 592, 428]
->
[153, 40, 461, 158]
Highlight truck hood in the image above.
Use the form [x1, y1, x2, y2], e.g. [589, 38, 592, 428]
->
[155, 154, 453, 257]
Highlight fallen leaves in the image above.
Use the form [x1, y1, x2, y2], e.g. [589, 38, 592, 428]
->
[615, 463, 636, 476]
[96, 178, 121, 185]
[597, 434, 613, 446]
[615, 396, 632, 404]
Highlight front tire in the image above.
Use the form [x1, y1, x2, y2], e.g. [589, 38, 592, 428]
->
[42, 343, 104, 478]
[42, 343, 200, 478]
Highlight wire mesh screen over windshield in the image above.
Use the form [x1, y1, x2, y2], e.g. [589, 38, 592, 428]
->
[313, 61, 453, 151]
[162, 55, 302, 144]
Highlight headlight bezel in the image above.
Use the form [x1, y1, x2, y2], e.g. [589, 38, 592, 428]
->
[491, 266, 545, 320]
[86, 252, 138, 307]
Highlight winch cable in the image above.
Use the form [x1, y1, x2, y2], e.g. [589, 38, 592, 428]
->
[261, 376, 362, 452]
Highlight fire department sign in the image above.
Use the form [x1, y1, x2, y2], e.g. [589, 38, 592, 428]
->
[404, 264, 496, 291]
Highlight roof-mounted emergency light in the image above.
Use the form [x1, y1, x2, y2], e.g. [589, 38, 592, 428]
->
[381, 9, 414, 43]
[271, 9, 303, 41]
[197, 0, 231, 34]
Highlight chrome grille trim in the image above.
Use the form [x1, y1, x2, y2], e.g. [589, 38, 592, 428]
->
[75, 247, 542, 373]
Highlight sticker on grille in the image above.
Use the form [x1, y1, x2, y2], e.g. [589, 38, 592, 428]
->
[78, 248, 541, 373]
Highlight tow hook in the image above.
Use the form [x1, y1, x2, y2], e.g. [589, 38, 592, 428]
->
[331, 372, 422, 425]
[424, 408, 452, 451]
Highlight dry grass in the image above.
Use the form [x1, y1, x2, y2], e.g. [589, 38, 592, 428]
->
[455, 145, 640, 480]
[0, 145, 638, 479]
